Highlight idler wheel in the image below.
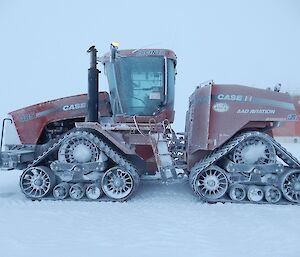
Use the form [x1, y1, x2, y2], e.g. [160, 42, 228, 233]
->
[101, 166, 138, 201]
[20, 166, 56, 199]
[191, 165, 228, 201]
[281, 170, 300, 203]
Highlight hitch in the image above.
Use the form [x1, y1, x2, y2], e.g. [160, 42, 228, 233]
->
[0, 118, 35, 170]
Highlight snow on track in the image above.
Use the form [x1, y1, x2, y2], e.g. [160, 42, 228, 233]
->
[0, 144, 300, 257]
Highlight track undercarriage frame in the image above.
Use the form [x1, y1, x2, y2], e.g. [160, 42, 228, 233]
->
[11, 123, 300, 205]
[189, 131, 300, 204]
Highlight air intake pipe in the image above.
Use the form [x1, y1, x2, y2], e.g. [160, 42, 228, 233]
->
[87, 46, 99, 122]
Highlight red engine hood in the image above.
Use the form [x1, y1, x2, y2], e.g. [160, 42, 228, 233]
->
[9, 92, 111, 144]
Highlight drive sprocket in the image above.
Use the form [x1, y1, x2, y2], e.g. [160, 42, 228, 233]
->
[232, 135, 276, 165]
[58, 131, 103, 163]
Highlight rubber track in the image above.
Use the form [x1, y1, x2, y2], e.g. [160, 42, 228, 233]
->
[269, 137, 300, 168]
[22, 130, 140, 201]
[26, 130, 77, 169]
[189, 131, 300, 204]
[189, 131, 256, 185]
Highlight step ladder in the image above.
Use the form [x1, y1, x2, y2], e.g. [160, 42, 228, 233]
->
[150, 133, 177, 181]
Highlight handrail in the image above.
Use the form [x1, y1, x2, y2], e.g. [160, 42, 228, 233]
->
[1, 118, 12, 151]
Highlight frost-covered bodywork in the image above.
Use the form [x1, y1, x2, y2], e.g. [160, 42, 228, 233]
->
[272, 94, 300, 141]
[186, 83, 297, 169]
[1, 45, 300, 205]
[9, 92, 111, 144]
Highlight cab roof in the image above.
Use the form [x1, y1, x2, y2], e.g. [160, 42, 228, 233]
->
[100, 49, 177, 64]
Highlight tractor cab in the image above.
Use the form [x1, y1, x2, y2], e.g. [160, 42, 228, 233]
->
[101, 44, 177, 122]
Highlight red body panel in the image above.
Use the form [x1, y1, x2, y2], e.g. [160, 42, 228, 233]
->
[186, 83, 297, 169]
[273, 95, 300, 137]
[75, 122, 161, 174]
[9, 92, 111, 144]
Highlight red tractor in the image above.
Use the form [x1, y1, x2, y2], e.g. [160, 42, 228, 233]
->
[1, 44, 300, 204]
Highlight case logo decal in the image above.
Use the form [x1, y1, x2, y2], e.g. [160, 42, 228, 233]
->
[213, 102, 229, 112]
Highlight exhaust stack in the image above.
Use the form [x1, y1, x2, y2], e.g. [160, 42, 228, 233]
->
[87, 46, 99, 122]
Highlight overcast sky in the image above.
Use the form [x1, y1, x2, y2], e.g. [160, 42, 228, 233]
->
[0, 0, 299, 131]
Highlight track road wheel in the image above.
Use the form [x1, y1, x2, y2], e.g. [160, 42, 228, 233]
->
[86, 183, 103, 200]
[53, 182, 70, 200]
[101, 166, 139, 201]
[229, 184, 246, 201]
[20, 166, 56, 199]
[191, 165, 228, 202]
[281, 170, 300, 203]
[69, 183, 85, 200]
[264, 186, 282, 204]
[247, 186, 264, 202]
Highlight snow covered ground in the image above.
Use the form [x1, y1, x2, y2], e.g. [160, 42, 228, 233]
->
[1, 144, 300, 257]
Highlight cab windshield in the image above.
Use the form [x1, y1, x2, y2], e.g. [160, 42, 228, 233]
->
[106, 56, 165, 116]
[118, 56, 165, 115]
[105, 54, 176, 117]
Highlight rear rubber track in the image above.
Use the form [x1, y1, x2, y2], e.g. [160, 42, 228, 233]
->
[189, 131, 300, 205]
